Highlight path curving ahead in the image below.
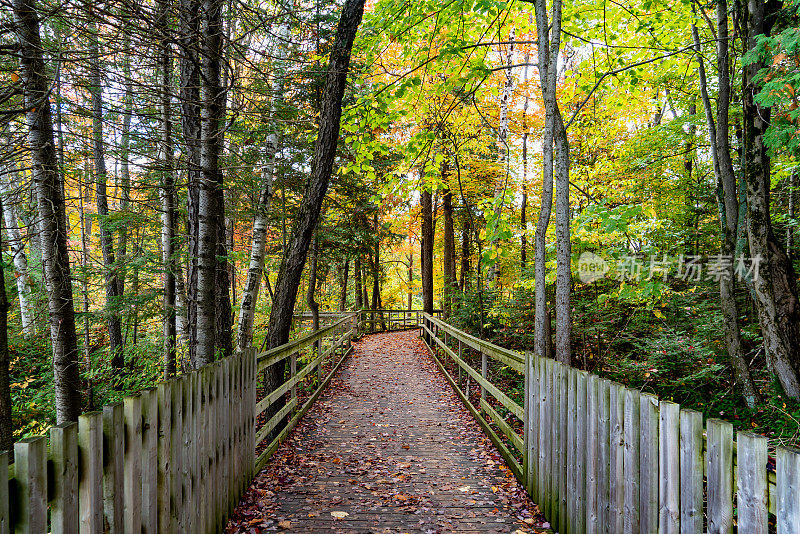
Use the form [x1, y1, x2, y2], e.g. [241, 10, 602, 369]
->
[226, 330, 546, 533]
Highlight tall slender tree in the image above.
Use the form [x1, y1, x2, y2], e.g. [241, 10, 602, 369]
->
[14, 0, 82, 422]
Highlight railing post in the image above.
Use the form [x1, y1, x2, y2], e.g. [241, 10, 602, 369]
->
[480, 348, 487, 400]
[290, 351, 298, 401]
[458, 340, 463, 383]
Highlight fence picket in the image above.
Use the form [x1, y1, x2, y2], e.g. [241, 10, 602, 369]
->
[737, 431, 768, 533]
[102, 402, 124, 533]
[550, 360, 560, 528]
[142, 388, 158, 533]
[78, 411, 103, 534]
[623, 388, 640, 534]
[586, 374, 599, 533]
[679, 409, 702, 533]
[50, 422, 78, 534]
[598, 379, 611, 531]
[706, 418, 734, 534]
[777, 446, 800, 534]
[558, 364, 568, 533]
[609, 382, 624, 534]
[157, 381, 172, 534]
[575, 371, 588, 534]
[639, 394, 659, 534]
[658, 400, 679, 533]
[0, 451, 7, 534]
[170, 378, 183, 532]
[14, 437, 46, 533]
[566, 368, 577, 534]
[123, 394, 143, 534]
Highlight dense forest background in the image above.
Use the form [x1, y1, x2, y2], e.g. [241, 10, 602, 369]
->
[1, 0, 799, 451]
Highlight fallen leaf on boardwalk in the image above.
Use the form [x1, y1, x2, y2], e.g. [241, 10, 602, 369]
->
[402, 444, 410, 449]
[277, 520, 291, 528]
[491, 486, 499, 493]
[331, 511, 349, 519]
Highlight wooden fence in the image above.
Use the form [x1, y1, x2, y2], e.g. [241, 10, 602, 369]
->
[421, 313, 800, 534]
[0, 313, 358, 533]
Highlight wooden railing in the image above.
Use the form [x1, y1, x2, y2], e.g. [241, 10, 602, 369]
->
[254, 313, 357, 471]
[357, 309, 440, 334]
[421, 313, 800, 534]
[0, 312, 358, 534]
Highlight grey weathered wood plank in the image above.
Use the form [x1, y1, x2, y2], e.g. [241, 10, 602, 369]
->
[623, 388, 640, 534]
[777, 446, 800, 534]
[737, 431, 768, 534]
[169, 378, 183, 532]
[567, 368, 578, 534]
[123, 394, 143, 534]
[657, 400, 679, 534]
[14, 436, 46, 534]
[575, 371, 588, 534]
[639, 394, 658, 534]
[679, 408, 702, 533]
[550, 360, 560, 528]
[50, 422, 79, 534]
[0, 451, 8, 534]
[598, 379, 611, 532]
[157, 380, 172, 534]
[706, 418, 733, 534]
[558, 363, 568, 534]
[102, 402, 124, 533]
[141, 388, 158, 533]
[609, 382, 624, 534]
[78, 411, 104, 534]
[586, 373, 599, 534]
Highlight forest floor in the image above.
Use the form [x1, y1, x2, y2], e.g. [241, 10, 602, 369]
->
[226, 330, 546, 533]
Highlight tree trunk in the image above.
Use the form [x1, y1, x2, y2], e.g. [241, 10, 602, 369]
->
[407, 250, 413, 311]
[354, 255, 363, 309]
[741, 0, 800, 398]
[180, 0, 203, 364]
[339, 259, 349, 311]
[306, 236, 320, 342]
[460, 213, 470, 292]
[0, 165, 35, 335]
[0, 198, 12, 451]
[14, 0, 82, 422]
[263, 0, 365, 436]
[693, 3, 760, 406]
[159, 0, 177, 378]
[89, 15, 124, 369]
[443, 188, 455, 317]
[520, 42, 531, 272]
[421, 188, 434, 315]
[237, 19, 290, 349]
[195, 0, 226, 366]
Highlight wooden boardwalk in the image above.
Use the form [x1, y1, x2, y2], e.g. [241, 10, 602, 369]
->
[226, 330, 544, 533]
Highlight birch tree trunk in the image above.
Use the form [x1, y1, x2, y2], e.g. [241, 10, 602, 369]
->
[89, 15, 124, 369]
[488, 28, 515, 285]
[0, 166, 35, 335]
[354, 255, 363, 309]
[180, 0, 203, 363]
[236, 18, 290, 350]
[0, 198, 12, 451]
[693, 3, 759, 407]
[14, 0, 82, 422]
[741, 0, 800, 397]
[159, 0, 177, 377]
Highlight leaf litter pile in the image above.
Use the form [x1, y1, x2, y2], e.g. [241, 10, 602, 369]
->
[226, 329, 549, 533]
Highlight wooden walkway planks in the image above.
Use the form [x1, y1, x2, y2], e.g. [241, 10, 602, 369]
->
[227, 330, 545, 533]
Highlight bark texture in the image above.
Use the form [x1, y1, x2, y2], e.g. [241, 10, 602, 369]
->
[0, 199, 11, 451]
[442, 188, 455, 317]
[742, 0, 800, 397]
[421, 188, 434, 315]
[14, 0, 82, 422]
